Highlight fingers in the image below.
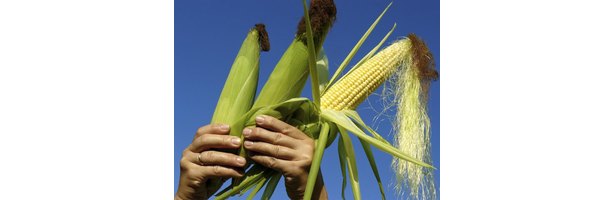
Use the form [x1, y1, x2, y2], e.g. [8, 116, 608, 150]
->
[255, 115, 309, 140]
[242, 127, 298, 148]
[194, 124, 231, 139]
[184, 162, 244, 178]
[180, 155, 244, 178]
[243, 140, 296, 160]
[189, 134, 241, 153]
[191, 151, 246, 168]
[249, 154, 294, 173]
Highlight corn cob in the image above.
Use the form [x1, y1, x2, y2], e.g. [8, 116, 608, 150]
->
[321, 34, 438, 199]
[321, 37, 411, 110]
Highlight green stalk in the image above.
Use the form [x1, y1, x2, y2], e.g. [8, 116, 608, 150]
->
[302, 0, 321, 107]
[303, 122, 330, 200]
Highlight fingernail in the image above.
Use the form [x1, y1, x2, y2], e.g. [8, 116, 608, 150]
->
[243, 128, 252, 136]
[236, 157, 246, 165]
[244, 140, 253, 146]
[255, 116, 265, 124]
[231, 137, 241, 145]
[219, 124, 230, 131]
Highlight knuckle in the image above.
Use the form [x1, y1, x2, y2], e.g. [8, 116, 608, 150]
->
[179, 157, 190, 171]
[301, 160, 312, 168]
[202, 151, 213, 163]
[200, 135, 210, 145]
[188, 179, 201, 188]
[223, 136, 233, 145]
[274, 145, 281, 157]
[280, 126, 292, 135]
[253, 127, 261, 137]
[299, 154, 311, 162]
[264, 116, 272, 124]
[267, 157, 277, 169]
[185, 168, 199, 179]
[274, 132, 283, 144]
[182, 149, 190, 157]
[212, 166, 222, 175]
[197, 125, 210, 134]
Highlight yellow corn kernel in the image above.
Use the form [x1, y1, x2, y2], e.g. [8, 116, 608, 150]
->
[321, 38, 411, 110]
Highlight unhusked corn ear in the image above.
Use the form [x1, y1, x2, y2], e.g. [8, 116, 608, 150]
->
[253, 0, 336, 108]
[211, 24, 269, 125]
[321, 38, 411, 110]
[208, 24, 269, 193]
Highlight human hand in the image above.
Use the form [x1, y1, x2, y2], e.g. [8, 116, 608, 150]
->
[242, 115, 327, 200]
[175, 124, 246, 200]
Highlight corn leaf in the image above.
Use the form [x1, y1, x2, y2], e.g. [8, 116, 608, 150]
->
[325, 2, 393, 92]
[302, 0, 321, 107]
[358, 139, 386, 199]
[215, 165, 271, 199]
[260, 173, 282, 200]
[339, 127, 361, 200]
[321, 109, 435, 169]
[316, 48, 330, 94]
[342, 110, 389, 144]
[303, 122, 330, 200]
[338, 134, 348, 200]
[246, 176, 268, 199]
[341, 23, 397, 81]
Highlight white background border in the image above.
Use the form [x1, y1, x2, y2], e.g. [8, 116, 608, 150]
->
[2, 0, 614, 199]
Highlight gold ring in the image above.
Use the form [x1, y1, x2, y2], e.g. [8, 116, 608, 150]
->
[197, 153, 205, 165]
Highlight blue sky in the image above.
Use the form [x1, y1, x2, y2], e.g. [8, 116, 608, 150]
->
[175, 1, 439, 199]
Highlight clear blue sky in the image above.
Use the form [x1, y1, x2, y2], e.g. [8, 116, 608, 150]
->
[175, 1, 439, 199]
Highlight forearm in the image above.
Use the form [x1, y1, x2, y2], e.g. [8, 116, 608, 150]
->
[285, 170, 328, 200]
[312, 171, 328, 200]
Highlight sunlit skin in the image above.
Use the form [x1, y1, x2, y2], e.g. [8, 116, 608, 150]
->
[175, 115, 327, 200]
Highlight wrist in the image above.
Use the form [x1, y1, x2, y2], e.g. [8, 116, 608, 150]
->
[285, 170, 326, 200]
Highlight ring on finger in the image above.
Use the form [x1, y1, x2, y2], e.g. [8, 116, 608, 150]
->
[197, 152, 205, 165]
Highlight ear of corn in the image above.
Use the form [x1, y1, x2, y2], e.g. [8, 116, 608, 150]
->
[207, 24, 269, 194]
[204, 1, 439, 199]
[321, 34, 438, 199]
[321, 38, 411, 110]
[252, 0, 336, 108]
[232, 0, 336, 188]
[251, 41, 309, 108]
[211, 24, 269, 124]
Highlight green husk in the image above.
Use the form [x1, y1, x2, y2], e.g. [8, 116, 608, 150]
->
[207, 24, 268, 194]
[211, 26, 266, 125]
[207, 1, 440, 199]
[234, 0, 337, 187]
